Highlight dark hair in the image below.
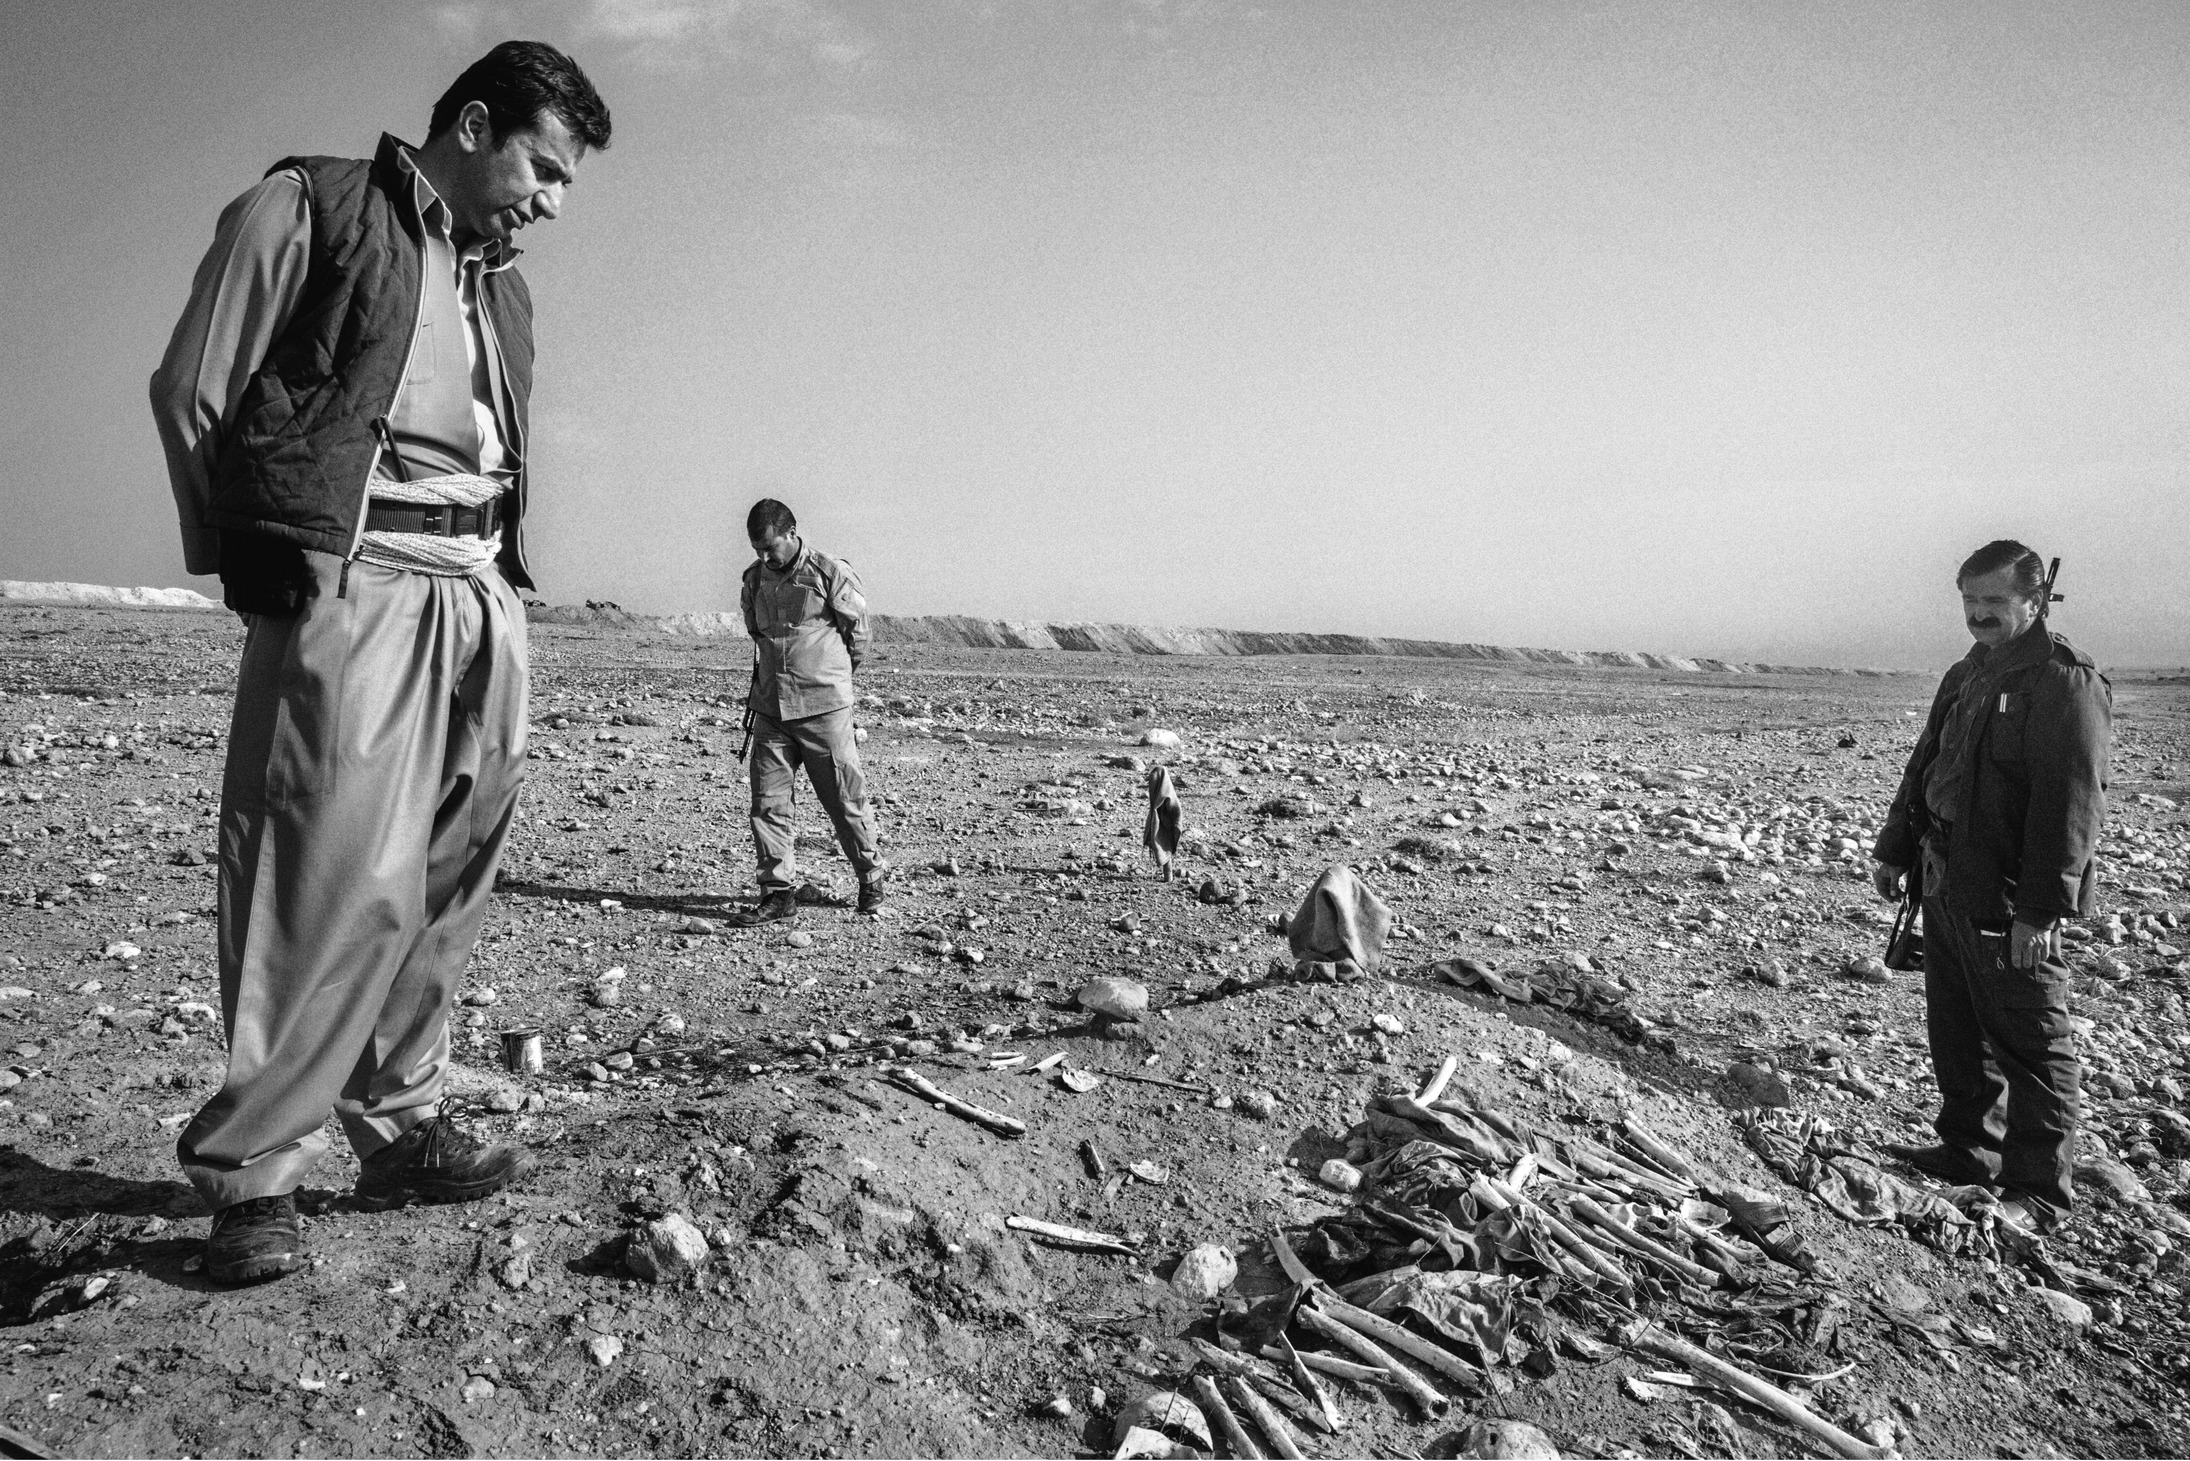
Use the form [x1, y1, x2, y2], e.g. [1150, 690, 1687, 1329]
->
[429, 41, 612, 151]
[747, 499, 797, 539]
[1957, 539, 2048, 606]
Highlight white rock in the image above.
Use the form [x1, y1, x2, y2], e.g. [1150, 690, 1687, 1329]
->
[460, 1375, 496, 1402]
[1170, 1243, 1237, 1299]
[1318, 1159, 1363, 1192]
[2027, 1287, 2093, 1329]
[625, 1212, 710, 1283]
[1140, 729, 1182, 749]
[1075, 977, 1149, 1022]
[586, 1334, 624, 1367]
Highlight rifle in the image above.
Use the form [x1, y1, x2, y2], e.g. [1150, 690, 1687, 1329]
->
[736, 659, 759, 762]
[1884, 856, 1924, 971]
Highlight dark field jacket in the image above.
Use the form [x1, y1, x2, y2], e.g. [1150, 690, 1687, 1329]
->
[208, 134, 536, 588]
[1874, 626, 2112, 927]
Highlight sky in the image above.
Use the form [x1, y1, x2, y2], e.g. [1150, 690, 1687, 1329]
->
[3, 0, 2184, 669]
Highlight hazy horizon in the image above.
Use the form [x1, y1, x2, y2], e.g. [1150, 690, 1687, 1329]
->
[4, 1, 2184, 671]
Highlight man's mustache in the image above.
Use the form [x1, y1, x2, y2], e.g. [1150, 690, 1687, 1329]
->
[1969, 618, 2001, 628]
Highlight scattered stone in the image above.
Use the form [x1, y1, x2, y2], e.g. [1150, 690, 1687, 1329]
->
[1723, 1062, 1791, 1109]
[625, 1212, 711, 1283]
[1744, 959, 1790, 988]
[1371, 1012, 1404, 1035]
[1170, 1243, 1237, 1299]
[1318, 1159, 1363, 1192]
[485, 1088, 524, 1115]
[2077, 1153, 2150, 1203]
[786, 930, 815, 949]
[1842, 955, 1892, 985]
[1140, 729, 1182, 749]
[102, 942, 141, 961]
[1076, 977, 1149, 1022]
[1879, 1272, 1931, 1312]
[1237, 1090, 1279, 1120]
[2027, 1287, 2093, 1329]
[460, 1375, 496, 1402]
[461, 987, 499, 1007]
[587, 1334, 624, 1367]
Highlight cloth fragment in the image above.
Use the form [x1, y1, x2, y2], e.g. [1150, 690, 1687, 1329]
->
[1288, 864, 1392, 970]
[1352, 1268, 1527, 1366]
[1144, 765, 1181, 872]
[1736, 1108, 1993, 1260]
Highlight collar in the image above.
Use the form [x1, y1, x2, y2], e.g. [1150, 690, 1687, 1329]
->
[1966, 621, 2053, 676]
[379, 133, 522, 273]
[764, 541, 809, 577]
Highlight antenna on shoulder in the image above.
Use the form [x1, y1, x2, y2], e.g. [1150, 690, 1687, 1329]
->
[2044, 556, 2064, 605]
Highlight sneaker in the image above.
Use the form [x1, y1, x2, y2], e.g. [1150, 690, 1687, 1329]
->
[736, 889, 797, 926]
[1881, 1141, 1995, 1189]
[206, 1193, 308, 1285]
[355, 1116, 536, 1207]
[857, 877, 888, 916]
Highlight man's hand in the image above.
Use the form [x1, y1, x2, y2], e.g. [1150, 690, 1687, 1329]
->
[2008, 918, 2060, 971]
[1870, 862, 1907, 901]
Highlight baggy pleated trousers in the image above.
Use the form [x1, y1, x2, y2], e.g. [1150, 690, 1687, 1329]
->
[177, 553, 527, 1209]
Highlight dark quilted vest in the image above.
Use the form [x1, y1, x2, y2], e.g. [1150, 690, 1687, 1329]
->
[207, 134, 535, 586]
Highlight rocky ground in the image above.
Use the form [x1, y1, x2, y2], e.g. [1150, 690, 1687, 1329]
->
[0, 602, 2186, 1460]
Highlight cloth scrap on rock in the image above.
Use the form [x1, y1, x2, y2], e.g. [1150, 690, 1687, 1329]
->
[1144, 765, 1181, 876]
[1288, 864, 1392, 971]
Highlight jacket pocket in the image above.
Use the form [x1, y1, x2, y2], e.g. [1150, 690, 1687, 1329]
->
[1984, 695, 2027, 764]
[1978, 932, 2068, 1010]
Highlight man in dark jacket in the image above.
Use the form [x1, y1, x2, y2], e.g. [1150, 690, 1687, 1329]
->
[1871, 540, 2111, 1231]
[148, 43, 610, 1284]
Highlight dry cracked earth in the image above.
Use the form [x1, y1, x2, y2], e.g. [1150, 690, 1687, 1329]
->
[1, 602, 2188, 1460]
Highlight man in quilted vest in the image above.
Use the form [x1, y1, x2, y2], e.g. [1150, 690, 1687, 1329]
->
[148, 42, 610, 1283]
[738, 499, 888, 922]
[1871, 540, 2112, 1233]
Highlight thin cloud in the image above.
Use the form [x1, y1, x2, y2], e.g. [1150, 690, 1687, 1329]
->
[581, 0, 871, 72]
[433, 1, 527, 45]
